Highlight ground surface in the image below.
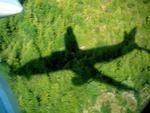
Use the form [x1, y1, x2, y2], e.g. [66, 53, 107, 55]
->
[0, 0, 150, 113]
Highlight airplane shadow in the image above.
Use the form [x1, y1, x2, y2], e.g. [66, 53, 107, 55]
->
[12, 26, 150, 92]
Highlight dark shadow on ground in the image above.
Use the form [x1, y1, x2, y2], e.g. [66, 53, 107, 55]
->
[19, 0, 25, 5]
[141, 101, 150, 113]
[12, 26, 150, 92]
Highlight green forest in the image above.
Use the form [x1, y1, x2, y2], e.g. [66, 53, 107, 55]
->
[0, 0, 150, 113]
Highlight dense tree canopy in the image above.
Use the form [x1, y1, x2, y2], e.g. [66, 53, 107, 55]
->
[0, 0, 150, 113]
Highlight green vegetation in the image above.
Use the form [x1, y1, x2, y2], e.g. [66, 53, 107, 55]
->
[0, 0, 150, 113]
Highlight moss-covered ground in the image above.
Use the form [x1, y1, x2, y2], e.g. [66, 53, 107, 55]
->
[0, 0, 150, 113]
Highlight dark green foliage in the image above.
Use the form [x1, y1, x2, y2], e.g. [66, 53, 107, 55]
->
[101, 101, 111, 113]
[0, 0, 150, 113]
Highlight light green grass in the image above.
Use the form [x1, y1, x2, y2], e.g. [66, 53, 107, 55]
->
[0, 0, 150, 113]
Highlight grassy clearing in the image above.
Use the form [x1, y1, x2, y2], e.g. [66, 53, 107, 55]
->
[0, 0, 150, 113]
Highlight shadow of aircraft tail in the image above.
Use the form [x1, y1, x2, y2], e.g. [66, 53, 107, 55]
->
[123, 27, 150, 53]
[123, 27, 136, 44]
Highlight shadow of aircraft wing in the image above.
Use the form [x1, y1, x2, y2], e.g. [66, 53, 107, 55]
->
[95, 71, 137, 92]
[136, 46, 150, 54]
[71, 61, 137, 92]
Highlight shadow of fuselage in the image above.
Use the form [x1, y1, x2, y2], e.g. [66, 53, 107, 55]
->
[14, 26, 150, 91]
